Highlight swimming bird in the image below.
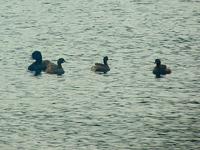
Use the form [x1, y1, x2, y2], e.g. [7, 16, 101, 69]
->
[91, 56, 110, 73]
[28, 51, 46, 76]
[153, 59, 171, 78]
[43, 58, 65, 75]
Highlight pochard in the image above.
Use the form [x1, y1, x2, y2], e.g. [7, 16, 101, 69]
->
[153, 59, 171, 78]
[91, 56, 110, 73]
[43, 58, 65, 75]
[28, 51, 46, 76]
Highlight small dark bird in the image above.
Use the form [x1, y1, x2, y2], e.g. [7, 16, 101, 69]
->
[91, 56, 110, 73]
[28, 51, 46, 76]
[43, 58, 65, 75]
[153, 59, 171, 78]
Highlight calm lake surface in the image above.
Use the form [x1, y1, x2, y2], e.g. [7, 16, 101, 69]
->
[0, 0, 199, 149]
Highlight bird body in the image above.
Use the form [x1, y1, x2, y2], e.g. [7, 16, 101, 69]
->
[44, 58, 65, 75]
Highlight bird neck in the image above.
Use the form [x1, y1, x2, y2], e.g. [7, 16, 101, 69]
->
[57, 63, 62, 68]
[156, 63, 161, 67]
[104, 60, 108, 66]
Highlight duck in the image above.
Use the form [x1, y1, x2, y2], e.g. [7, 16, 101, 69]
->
[153, 59, 171, 78]
[28, 51, 46, 76]
[91, 56, 110, 73]
[43, 58, 65, 75]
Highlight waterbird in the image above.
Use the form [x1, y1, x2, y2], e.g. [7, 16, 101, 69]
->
[153, 59, 171, 78]
[43, 58, 65, 75]
[28, 51, 46, 76]
[91, 56, 110, 73]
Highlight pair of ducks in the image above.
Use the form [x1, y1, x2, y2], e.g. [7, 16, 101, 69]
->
[28, 51, 110, 76]
[28, 51, 65, 76]
[92, 57, 171, 78]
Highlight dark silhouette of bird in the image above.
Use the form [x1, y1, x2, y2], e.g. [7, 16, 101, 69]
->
[91, 56, 110, 73]
[43, 58, 65, 75]
[153, 59, 171, 78]
[28, 51, 46, 76]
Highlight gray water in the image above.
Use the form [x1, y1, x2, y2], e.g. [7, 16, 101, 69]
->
[0, 0, 200, 149]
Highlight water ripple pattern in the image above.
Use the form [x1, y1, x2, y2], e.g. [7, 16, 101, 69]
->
[0, 0, 199, 149]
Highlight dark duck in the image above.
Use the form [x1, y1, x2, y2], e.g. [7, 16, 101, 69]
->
[43, 58, 65, 75]
[153, 59, 171, 78]
[91, 56, 110, 73]
[28, 51, 46, 76]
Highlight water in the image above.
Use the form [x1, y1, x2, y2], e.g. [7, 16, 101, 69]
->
[0, 0, 200, 149]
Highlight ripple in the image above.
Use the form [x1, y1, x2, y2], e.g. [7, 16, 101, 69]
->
[0, 0, 200, 149]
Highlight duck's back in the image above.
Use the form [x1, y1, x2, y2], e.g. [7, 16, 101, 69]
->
[43, 60, 50, 67]
[165, 68, 171, 74]
[92, 63, 110, 73]
[45, 62, 57, 74]
[43, 60, 64, 75]
[95, 63, 105, 66]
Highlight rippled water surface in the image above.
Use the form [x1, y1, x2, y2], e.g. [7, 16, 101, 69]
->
[0, 0, 200, 149]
